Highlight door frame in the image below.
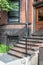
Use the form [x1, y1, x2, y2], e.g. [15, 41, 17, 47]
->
[36, 7, 43, 31]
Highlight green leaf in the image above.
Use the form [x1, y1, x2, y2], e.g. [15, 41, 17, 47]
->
[0, 0, 18, 11]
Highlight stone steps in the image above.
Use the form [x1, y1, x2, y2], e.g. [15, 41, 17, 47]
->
[9, 47, 34, 55]
[8, 50, 23, 58]
[8, 32, 43, 58]
[19, 39, 43, 43]
[14, 43, 39, 47]
[14, 45, 38, 51]
[8, 47, 34, 58]
[14, 43, 40, 49]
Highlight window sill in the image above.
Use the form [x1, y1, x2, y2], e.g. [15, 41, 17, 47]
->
[0, 22, 31, 26]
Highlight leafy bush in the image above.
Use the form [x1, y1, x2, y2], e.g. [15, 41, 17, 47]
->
[0, 43, 13, 53]
[0, 0, 17, 11]
[0, 44, 9, 53]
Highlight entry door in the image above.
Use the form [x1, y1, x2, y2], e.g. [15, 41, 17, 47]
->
[36, 7, 43, 31]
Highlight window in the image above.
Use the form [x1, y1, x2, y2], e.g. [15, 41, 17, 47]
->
[36, 0, 43, 2]
[8, 0, 20, 23]
[39, 0, 43, 2]
[37, 0, 43, 2]
[38, 8, 43, 21]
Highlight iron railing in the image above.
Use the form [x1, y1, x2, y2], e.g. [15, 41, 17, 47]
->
[0, 22, 31, 56]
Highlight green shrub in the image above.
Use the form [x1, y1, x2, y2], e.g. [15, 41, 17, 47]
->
[0, 44, 13, 53]
[0, 0, 17, 12]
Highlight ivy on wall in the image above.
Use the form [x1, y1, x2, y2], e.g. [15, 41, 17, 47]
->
[0, 0, 17, 12]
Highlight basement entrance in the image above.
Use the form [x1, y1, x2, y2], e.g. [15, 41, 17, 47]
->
[36, 7, 43, 31]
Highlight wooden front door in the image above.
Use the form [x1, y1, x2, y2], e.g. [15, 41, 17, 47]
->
[36, 7, 43, 31]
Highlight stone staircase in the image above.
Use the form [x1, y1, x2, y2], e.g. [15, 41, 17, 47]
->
[8, 33, 43, 58]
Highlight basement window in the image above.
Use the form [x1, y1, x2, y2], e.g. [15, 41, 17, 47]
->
[8, 0, 20, 23]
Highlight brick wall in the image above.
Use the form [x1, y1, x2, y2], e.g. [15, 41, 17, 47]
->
[1, 11, 7, 25]
[28, 0, 34, 33]
[20, 0, 26, 23]
[20, 0, 34, 33]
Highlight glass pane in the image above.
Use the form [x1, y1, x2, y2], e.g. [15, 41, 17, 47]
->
[9, 18, 19, 22]
[11, 2, 19, 11]
[9, 11, 19, 17]
[38, 9, 43, 21]
[8, 0, 20, 23]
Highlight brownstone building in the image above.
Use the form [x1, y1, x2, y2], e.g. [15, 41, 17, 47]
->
[0, 0, 43, 60]
[0, 0, 43, 43]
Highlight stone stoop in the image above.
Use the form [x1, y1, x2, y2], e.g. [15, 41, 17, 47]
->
[8, 32, 43, 58]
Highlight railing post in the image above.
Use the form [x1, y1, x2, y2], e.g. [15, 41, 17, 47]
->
[25, 22, 31, 57]
[25, 22, 28, 57]
[25, 22, 28, 37]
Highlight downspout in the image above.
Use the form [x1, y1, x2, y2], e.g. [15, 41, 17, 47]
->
[25, 0, 31, 57]
[25, 0, 29, 23]
[25, 0, 29, 37]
